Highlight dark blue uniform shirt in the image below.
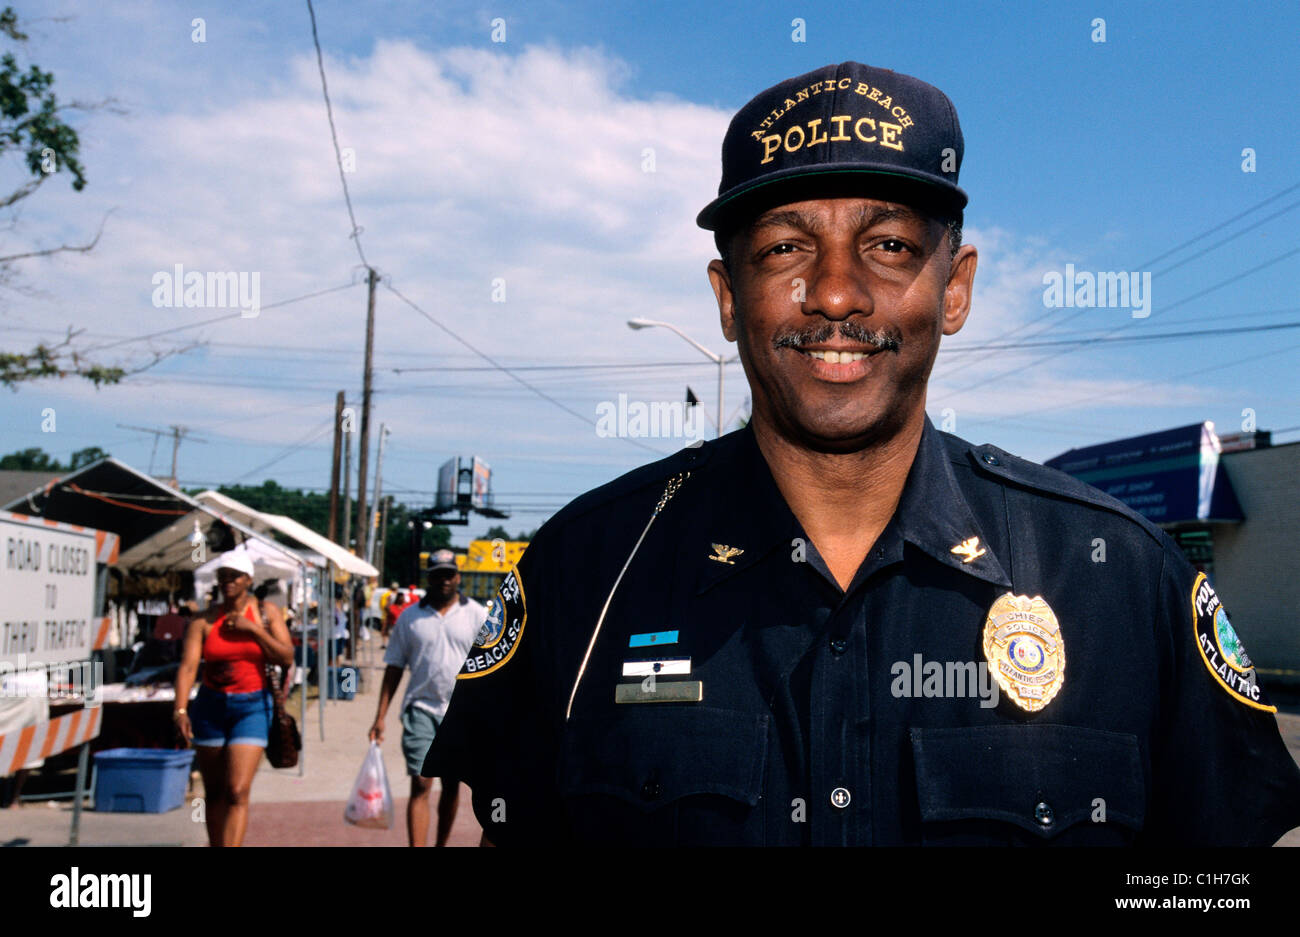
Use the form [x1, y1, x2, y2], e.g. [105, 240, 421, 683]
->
[425, 419, 1300, 845]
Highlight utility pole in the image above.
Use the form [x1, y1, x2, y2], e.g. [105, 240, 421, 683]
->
[376, 495, 391, 581]
[355, 267, 378, 561]
[118, 423, 207, 488]
[327, 391, 343, 542]
[341, 411, 353, 551]
[168, 425, 189, 487]
[367, 424, 390, 566]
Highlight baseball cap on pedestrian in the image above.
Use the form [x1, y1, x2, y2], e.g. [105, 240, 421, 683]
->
[216, 550, 255, 578]
[427, 548, 458, 573]
[696, 62, 966, 234]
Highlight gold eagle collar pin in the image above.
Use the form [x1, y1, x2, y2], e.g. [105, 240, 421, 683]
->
[709, 544, 744, 565]
[950, 536, 986, 563]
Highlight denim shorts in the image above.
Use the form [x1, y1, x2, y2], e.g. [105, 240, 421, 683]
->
[191, 684, 272, 748]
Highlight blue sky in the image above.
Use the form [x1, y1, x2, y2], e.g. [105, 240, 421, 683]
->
[2, 0, 1298, 541]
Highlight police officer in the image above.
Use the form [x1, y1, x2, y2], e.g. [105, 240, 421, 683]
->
[424, 62, 1300, 846]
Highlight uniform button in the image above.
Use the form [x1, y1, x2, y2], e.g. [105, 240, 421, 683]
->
[981, 452, 1000, 466]
[641, 780, 662, 801]
[829, 638, 847, 655]
[830, 787, 851, 809]
[1034, 801, 1054, 827]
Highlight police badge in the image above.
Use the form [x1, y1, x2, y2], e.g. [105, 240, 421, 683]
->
[982, 593, 1065, 713]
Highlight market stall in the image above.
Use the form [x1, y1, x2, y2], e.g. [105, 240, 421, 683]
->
[2, 458, 316, 771]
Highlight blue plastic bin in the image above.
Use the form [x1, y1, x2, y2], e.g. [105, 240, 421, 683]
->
[93, 748, 195, 813]
[327, 666, 358, 700]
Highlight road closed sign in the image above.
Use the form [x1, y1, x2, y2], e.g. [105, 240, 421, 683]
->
[1, 511, 117, 669]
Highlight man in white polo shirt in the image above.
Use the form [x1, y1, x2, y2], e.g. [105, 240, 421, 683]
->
[369, 548, 485, 846]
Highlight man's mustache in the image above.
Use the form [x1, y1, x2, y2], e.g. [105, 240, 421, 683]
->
[772, 320, 903, 352]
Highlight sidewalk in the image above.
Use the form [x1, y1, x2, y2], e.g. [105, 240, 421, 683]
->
[1, 653, 483, 847]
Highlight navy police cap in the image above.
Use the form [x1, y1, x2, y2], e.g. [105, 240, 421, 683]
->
[696, 62, 967, 232]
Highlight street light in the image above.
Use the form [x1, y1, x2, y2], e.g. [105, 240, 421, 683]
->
[627, 318, 737, 438]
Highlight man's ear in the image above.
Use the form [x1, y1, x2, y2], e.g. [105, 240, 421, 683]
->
[941, 243, 977, 336]
[708, 259, 739, 342]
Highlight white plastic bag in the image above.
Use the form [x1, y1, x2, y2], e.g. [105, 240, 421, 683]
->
[344, 741, 394, 829]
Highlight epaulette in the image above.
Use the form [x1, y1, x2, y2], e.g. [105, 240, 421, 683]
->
[950, 434, 1166, 547]
[543, 437, 718, 532]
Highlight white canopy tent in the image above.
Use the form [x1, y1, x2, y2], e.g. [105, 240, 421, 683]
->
[262, 513, 378, 579]
[193, 540, 305, 602]
[193, 491, 378, 579]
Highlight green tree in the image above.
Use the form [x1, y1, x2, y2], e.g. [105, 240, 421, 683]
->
[0, 444, 109, 470]
[68, 445, 109, 469]
[380, 501, 451, 585]
[0, 7, 178, 389]
[211, 481, 334, 538]
[0, 445, 59, 470]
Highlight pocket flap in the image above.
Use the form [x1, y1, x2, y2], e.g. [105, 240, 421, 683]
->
[911, 724, 1144, 838]
[562, 706, 768, 811]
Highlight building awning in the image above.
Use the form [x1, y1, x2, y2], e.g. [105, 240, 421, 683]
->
[1045, 422, 1244, 525]
[261, 512, 378, 579]
[192, 491, 377, 578]
[1, 458, 305, 573]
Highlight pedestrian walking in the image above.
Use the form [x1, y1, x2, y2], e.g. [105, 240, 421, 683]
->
[369, 549, 485, 846]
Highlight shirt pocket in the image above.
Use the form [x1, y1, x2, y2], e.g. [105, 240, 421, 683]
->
[560, 707, 769, 845]
[909, 724, 1145, 845]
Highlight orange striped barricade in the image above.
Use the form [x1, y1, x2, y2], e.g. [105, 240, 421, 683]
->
[0, 706, 103, 845]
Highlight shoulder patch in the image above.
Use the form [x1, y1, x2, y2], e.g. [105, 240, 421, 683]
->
[1191, 572, 1275, 712]
[457, 566, 526, 679]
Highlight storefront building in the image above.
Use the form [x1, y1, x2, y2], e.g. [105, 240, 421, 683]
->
[1047, 423, 1299, 686]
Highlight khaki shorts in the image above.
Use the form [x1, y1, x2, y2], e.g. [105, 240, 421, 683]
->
[400, 704, 441, 778]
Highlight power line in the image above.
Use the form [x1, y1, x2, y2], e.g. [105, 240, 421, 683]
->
[940, 318, 1300, 354]
[305, 0, 368, 268]
[939, 181, 1300, 380]
[391, 360, 738, 374]
[1140, 181, 1300, 269]
[1150, 198, 1300, 278]
[200, 401, 334, 429]
[962, 336, 1300, 430]
[79, 281, 360, 354]
[383, 281, 669, 457]
[937, 244, 1300, 396]
[231, 418, 336, 483]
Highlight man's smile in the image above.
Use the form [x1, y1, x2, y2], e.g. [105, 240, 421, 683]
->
[789, 344, 883, 382]
[772, 321, 902, 384]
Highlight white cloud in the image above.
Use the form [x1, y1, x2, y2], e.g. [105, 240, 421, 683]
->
[4, 35, 1220, 527]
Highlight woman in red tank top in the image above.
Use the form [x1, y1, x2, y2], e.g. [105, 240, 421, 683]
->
[174, 551, 294, 847]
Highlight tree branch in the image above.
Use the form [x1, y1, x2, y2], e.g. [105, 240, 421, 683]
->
[0, 174, 42, 209]
[0, 207, 108, 262]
